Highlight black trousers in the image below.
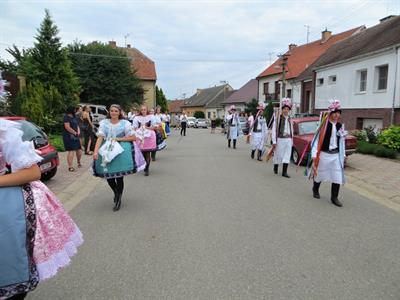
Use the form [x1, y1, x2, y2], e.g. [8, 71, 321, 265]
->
[180, 122, 187, 136]
[143, 151, 151, 171]
[107, 177, 124, 194]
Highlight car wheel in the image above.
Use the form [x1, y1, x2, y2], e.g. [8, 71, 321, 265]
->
[41, 167, 57, 181]
[291, 148, 300, 165]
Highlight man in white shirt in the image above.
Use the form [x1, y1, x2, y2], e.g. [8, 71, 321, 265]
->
[180, 113, 188, 136]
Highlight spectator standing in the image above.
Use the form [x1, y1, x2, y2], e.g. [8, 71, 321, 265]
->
[62, 106, 82, 172]
[82, 105, 95, 155]
[180, 113, 188, 136]
[75, 106, 84, 148]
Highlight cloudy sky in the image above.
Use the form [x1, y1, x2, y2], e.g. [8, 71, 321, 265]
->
[1, 0, 399, 99]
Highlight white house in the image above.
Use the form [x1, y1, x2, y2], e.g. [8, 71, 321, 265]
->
[312, 15, 400, 130]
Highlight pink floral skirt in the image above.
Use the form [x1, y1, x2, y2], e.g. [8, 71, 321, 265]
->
[139, 130, 157, 152]
[30, 181, 83, 281]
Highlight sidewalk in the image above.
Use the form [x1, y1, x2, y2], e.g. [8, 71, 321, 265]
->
[45, 151, 101, 212]
[346, 153, 400, 212]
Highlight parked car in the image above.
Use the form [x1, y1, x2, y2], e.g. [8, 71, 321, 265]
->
[0, 116, 59, 180]
[239, 116, 250, 135]
[195, 118, 208, 128]
[187, 117, 196, 128]
[291, 116, 357, 165]
[79, 103, 108, 127]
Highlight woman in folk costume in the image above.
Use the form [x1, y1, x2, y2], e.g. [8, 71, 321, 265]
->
[226, 105, 242, 149]
[132, 105, 157, 176]
[272, 98, 294, 178]
[0, 120, 83, 300]
[93, 104, 145, 211]
[250, 103, 267, 161]
[310, 100, 347, 207]
[151, 106, 167, 161]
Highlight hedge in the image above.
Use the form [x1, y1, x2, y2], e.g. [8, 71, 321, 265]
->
[356, 141, 397, 159]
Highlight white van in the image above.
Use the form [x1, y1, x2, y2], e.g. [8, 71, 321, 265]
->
[79, 103, 108, 126]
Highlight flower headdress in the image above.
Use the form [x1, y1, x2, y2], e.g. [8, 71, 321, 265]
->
[328, 99, 341, 113]
[281, 98, 292, 109]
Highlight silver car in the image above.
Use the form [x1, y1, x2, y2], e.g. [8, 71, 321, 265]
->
[195, 118, 208, 128]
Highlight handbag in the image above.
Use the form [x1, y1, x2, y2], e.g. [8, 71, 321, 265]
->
[99, 139, 124, 167]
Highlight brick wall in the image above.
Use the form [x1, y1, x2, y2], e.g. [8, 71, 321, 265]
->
[314, 108, 400, 130]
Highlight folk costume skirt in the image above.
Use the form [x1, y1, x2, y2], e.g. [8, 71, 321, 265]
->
[315, 152, 344, 184]
[251, 132, 265, 150]
[273, 138, 293, 164]
[228, 125, 239, 140]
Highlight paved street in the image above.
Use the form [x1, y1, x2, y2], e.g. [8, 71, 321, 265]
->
[30, 129, 400, 300]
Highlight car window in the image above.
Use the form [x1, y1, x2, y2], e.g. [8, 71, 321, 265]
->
[298, 121, 319, 135]
[15, 120, 46, 141]
[90, 106, 96, 114]
[98, 108, 107, 115]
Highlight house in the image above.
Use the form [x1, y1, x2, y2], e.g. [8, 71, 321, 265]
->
[309, 15, 400, 130]
[221, 79, 258, 114]
[168, 99, 186, 125]
[257, 26, 363, 113]
[182, 84, 235, 120]
[109, 41, 157, 109]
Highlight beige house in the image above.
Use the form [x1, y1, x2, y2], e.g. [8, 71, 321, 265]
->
[109, 41, 157, 109]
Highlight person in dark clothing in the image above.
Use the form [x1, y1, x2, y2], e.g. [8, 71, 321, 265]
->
[62, 106, 82, 172]
[180, 113, 187, 136]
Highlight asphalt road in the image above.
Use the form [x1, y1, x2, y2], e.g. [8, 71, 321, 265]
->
[29, 128, 400, 300]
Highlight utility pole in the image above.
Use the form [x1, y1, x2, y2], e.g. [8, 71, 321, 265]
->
[268, 52, 274, 65]
[124, 33, 130, 47]
[304, 25, 310, 44]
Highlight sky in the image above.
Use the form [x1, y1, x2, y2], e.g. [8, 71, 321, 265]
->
[1, 0, 399, 100]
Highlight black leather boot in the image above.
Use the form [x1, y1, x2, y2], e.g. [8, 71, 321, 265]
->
[251, 150, 255, 159]
[331, 183, 343, 207]
[282, 163, 290, 178]
[273, 164, 278, 174]
[113, 193, 122, 211]
[112, 187, 118, 203]
[257, 150, 262, 161]
[312, 181, 321, 199]
[233, 139, 237, 149]
[228, 139, 231, 148]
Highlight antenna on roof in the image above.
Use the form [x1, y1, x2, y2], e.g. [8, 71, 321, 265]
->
[304, 25, 310, 44]
[124, 33, 130, 47]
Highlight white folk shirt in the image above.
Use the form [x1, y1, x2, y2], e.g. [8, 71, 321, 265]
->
[283, 116, 291, 136]
[329, 121, 338, 150]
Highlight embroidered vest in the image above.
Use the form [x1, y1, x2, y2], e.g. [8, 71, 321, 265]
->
[278, 116, 292, 138]
[321, 122, 342, 151]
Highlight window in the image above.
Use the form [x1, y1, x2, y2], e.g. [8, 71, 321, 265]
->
[286, 89, 292, 98]
[263, 82, 269, 95]
[357, 69, 367, 92]
[207, 112, 211, 118]
[98, 108, 107, 115]
[328, 75, 337, 84]
[317, 78, 324, 86]
[377, 65, 388, 90]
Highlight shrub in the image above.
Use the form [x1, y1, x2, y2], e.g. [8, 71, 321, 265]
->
[373, 147, 397, 159]
[48, 134, 65, 152]
[356, 140, 376, 154]
[193, 111, 205, 119]
[378, 126, 400, 151]
[215, 118, 222, 127]
[357, 140, 398, 158]
[364, 125, 378, 144]
[351, 130, 367, 142]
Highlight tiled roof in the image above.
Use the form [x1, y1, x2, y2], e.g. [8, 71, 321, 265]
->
[207, 90, 236, 108]
[122, 46, 157, 81]
[183, 84, 233, 108]
[222, 79, 258, 104]
[256, 26, 363, 80]
[168, 99, 185, 113]
[312, 16, 400, 70]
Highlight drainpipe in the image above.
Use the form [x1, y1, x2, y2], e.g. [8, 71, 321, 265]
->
[391, 46, 399, 126]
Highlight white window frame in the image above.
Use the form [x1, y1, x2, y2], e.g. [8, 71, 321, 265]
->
[317, 78, 324, 86]
[355, 69, 367, 93]
[328, 75, 337, 85]
[374, 64, 388, 92]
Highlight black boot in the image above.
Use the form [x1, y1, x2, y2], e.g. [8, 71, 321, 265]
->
[273, 164, 278, 174]
[228, 139, 231, 148]
[233, 139, 237, 149]
[112, 187, 118, 203]
[257, 150, 262, 161]
[144, 165, 149, 176]
[331, 183, 343, 207]
[312, 181, 321, 199]
[282, 163, 290, 178]
[113, 193, 122, 211]
[251, 150, 255, 159]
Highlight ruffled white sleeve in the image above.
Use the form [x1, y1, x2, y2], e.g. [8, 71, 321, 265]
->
[97, 120, 107, 137]
[123, 120, 135, 137]
[0, 121, 42, 172]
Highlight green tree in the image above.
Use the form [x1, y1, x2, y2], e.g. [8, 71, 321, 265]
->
[2, 9, 80, 115]
[193, 111, 205, 119]
[245, 98, 259, 116]
[68, 41, 143, 110]
[264, 100, 274, 124]
[156, 85, 168, 112]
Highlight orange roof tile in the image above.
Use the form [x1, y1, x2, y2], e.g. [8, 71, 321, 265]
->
[122, 46, 157, 81]
[257, 27, 364, 80]
[168, 99, 185, 113]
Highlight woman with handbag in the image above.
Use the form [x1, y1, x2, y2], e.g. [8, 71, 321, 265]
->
[93, 104, 139, 211]
[0, 119, 83, 300]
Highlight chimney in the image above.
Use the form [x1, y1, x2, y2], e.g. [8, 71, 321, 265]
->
[321, 28, 332, 43]
[196, 89, 202, 95]
[380, 15, 397, 23]
[108, 41, 117, 48]
[127, 44, 131, 48]
[288, 43, 297, 52]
